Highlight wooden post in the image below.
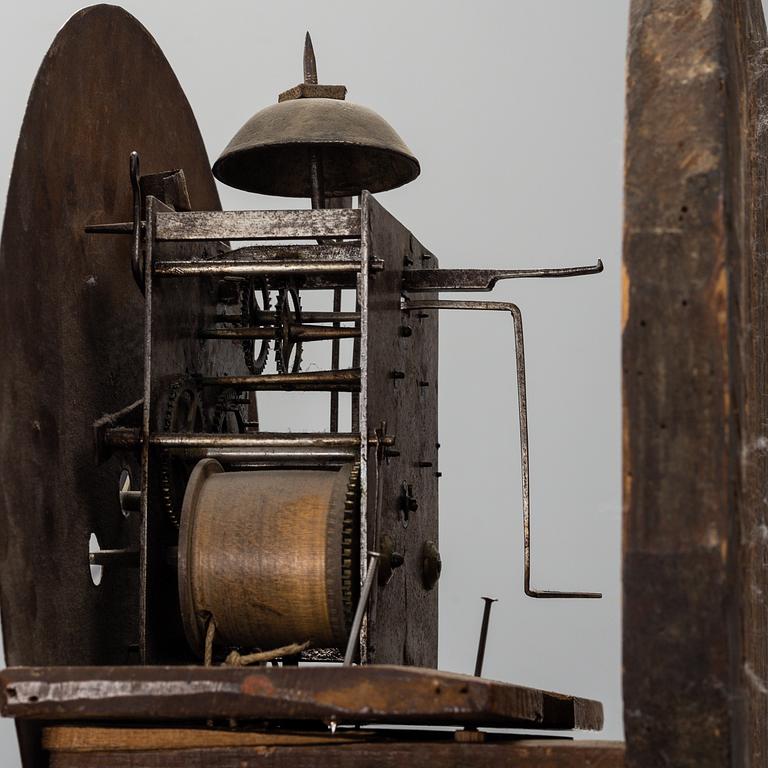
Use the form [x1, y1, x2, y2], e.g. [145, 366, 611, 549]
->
[623, 1, 768, 765]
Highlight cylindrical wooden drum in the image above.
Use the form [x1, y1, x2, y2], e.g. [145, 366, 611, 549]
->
[178, 459, 358, 656]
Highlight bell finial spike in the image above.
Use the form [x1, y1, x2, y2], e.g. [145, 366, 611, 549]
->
[304, 31, 318, 85]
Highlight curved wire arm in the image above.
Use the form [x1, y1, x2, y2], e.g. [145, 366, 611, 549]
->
[404, 298, 601, 599]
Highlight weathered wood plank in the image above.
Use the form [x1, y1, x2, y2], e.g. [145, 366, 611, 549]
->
[43, 726, 370, 751]
[48, 740, 625, 768]
[0, 666, 602, 731]
[361, 193, 440, 668]
[623, 1, 768, 766]
[623, 1, 733, 765]
[154, 209, 361, 241]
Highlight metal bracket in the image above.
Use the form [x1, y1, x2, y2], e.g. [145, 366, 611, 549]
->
[404, 298, 601, 599]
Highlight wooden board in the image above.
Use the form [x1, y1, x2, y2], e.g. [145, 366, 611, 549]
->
[0, 6, 226, 764]
[46, 739, 623, 768]
[45, 736, 624, 768]
[0, 665, 603, 731]
[361, 193, 439, 666]
[623, 1, 768, 765]
[0, 1, 220, 671]
[42, 726, 372, 751]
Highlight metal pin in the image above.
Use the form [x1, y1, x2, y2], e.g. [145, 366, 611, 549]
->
[343, 551, 381, 665]
[474, 596, 498, 677]
[89, 548, 139, 568]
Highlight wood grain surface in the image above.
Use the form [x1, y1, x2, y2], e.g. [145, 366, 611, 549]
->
[0, 665, 602, 731]
[623, 1, 768, 765]
[47, 739, 624, 768]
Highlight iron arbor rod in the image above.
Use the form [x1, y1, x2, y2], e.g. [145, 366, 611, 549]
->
[344, 552, 381, 666]
[215, 310, 360, 325]
[196, 448, 356, 463]
[150, 432, 393, 449]
[89, 549, 139, 567]
[154, 260, 380, 277]
[104, 428, 394, 450]
[199, 325, 359, 341]
[200, 369, 360, 392]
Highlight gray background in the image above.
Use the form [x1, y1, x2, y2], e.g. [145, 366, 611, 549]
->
[0, 1, 631, 762]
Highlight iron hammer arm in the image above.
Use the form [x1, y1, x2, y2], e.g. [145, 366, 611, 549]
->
[402, 260, 603, 292]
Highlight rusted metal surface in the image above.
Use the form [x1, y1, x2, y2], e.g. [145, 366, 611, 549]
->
[0, 666, 603, 730]
[623, 1, 768, 766]
[403, 261, 603, 292]
[178, 461, 356, 655]
[155, 259, 378, 277]
[154, 209, 360, 241]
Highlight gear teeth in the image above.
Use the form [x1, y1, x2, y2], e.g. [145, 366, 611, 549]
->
[241, 278, 271, 375]
[275, 287, 303, 374]
[211, 388, 248, 435]
[341, 461, 360, 633]
[159, 378, 204, 530]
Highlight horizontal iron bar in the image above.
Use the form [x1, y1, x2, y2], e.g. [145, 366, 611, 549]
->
[403, 260, 604, 292]
[104, 428, 392, 450]
[154, 209, 361, 241]
[216, 311, 360, 324]
[227, 244, 360, 261]
[257, 310, 360, 324]
[200, 369, 360, 391]
[175, 448, 357, 463]
[200, 325, 359, 341]
[154, 259, 381, 277]
[84, 222, 141, 235]
[89, 549, 139, 567]
[150, 433, 392, 449]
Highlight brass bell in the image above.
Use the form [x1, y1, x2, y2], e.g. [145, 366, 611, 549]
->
[212, 33, 420, 198]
